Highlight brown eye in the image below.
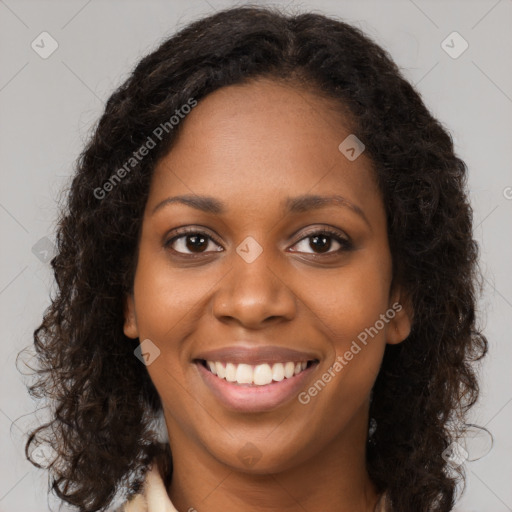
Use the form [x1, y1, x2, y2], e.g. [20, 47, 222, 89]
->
[290, 229, 352, 255]
[309, 234, 334, 253]
[165, 230, 222, 255]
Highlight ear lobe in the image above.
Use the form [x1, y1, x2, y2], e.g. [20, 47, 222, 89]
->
[123, 293, 139, 339]
[387, 288, 413, 345]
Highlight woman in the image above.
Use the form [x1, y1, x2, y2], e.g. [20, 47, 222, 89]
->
[25, 6, 487, 512]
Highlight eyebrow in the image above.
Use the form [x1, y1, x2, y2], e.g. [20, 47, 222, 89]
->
[151, 193, 370, 226]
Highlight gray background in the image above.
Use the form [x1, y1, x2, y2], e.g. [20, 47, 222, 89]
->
[1, 0, 511, 510]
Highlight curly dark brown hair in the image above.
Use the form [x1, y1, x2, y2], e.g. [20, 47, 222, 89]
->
[23, 5, 488, 512]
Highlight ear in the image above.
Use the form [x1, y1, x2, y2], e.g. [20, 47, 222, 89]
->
[123, 293, 139, 339]
[386, 286, 413, 345]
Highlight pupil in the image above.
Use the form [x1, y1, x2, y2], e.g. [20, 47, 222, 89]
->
[311, 235, 330, 253]
[186, 234, 208, 252]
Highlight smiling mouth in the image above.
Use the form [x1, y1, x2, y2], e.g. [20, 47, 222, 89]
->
[196, 359, 319, 387]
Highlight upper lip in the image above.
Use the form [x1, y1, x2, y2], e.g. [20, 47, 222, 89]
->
[194, 345, 320, 365]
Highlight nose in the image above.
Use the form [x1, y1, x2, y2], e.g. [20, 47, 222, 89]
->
[211, 250, 297, 329]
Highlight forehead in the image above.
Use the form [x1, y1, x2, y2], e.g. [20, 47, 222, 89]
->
[148, 78, 382, 221]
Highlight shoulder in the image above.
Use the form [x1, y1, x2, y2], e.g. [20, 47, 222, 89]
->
[110, 463, 178, 512]
[109, 492, 146, 512]
[375, 491, 391, 512]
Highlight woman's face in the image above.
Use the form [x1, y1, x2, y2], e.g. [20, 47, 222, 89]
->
[124, 78, 411, 474]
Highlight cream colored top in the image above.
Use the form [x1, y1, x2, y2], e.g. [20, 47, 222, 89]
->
[117, 464, 389, 512]
[118, 464, 177, 512]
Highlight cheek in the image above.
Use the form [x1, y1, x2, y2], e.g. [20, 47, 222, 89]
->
[132, 249, 218, 342]
[300, 252, 392, 347]
[130, 252, 214, 397]
[296, 248, 391, 407]
[132, 259, 201, 418]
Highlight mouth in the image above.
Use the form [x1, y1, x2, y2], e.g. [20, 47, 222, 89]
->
[195, 358, 319, 386]
[193, 358, 320, 412]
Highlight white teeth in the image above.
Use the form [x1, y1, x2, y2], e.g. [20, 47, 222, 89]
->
[215, 362, 226, 379]
[284, 361, 295, 378]
[203, 360, 313, 385]
[235, 363, 253, 384]
[225, 363, 237, 382]
[253, 363, 273, 385]
[272, 363, 285, 382]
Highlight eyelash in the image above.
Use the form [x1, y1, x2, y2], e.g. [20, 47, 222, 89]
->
[164, 226, 353, 258]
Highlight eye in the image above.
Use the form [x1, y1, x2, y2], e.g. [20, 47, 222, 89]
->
[164, 226, 353, 257]
[289, 228, 353, 255]
[164, 228, 222, 255]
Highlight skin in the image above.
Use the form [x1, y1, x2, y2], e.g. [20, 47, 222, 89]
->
[124, 78, 412, 512]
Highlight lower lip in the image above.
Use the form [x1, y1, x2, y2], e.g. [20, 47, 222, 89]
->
[194, 360, 319, 413]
